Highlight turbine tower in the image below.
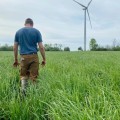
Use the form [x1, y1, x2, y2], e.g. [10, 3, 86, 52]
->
[73, 0, 92, 51]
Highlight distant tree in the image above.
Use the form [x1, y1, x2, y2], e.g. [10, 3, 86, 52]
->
[112, 39, 120, 51]
[44, 44, 51, 51]
[44, 44, 62, 51]
[89, 38, 98, 50]
[78, 47, 83, 51]
[64, 47, 70, 51]
[113, 39, 117, 48]
[54, 43, 62, 51]
[0, 44, 13, 51]
[106, 45, 111, 50]
[112, 45, 120, 51]
[59, 44, 62, 50]
[54, 43, 57, 48]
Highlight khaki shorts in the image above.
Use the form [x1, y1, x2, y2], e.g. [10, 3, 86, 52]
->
[20, 54, 39, 81]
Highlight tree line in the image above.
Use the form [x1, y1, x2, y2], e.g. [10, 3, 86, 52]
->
[1, 39, 120, 51]
[0, 44, 13, 51]
[89, 38, 120, 51]
[0, 44, 70, 51]
[44, 44, 70, 51]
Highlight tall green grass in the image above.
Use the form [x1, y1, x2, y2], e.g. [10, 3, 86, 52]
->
[0, 51, 120, 120]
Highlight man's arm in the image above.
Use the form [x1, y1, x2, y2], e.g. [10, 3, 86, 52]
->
[38, 42, 46, 66]
[13, 42, 19, 67]
[13, 42, 18, 60]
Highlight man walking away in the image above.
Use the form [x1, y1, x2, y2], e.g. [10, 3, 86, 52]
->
[13, 18, 46, 94]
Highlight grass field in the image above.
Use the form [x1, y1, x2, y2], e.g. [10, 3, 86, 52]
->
[0, 51, 120, 120]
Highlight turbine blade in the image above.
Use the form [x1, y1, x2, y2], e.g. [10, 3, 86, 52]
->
[87, 9, 92, 28]
[73, 0, 86, 8]
[87, 0, 92, 8]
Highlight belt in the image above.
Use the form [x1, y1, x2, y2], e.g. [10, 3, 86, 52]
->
[20, 52, 37, 55]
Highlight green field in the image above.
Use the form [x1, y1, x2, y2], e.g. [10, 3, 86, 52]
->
[0, 51, 120, 120]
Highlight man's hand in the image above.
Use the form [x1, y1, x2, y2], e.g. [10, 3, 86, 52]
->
[13, 60, 19, 67]
[38, 42, 46, 67]
[41, 60, 46, 66]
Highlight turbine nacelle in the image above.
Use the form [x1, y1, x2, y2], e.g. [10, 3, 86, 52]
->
[73, 0, 92, 28]
[83, 8, 87, 10]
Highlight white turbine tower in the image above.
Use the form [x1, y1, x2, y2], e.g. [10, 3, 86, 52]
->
[73, 0, 92, 51]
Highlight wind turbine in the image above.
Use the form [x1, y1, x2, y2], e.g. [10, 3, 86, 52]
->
[73, 0, 92, 51]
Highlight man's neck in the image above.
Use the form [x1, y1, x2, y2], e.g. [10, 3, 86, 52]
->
[25, 24, 33, 27]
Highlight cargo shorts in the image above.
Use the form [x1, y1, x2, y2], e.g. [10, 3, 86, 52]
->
[20, 54, 39, 81]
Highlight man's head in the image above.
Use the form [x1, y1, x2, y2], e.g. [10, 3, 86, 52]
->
[25, 18, 34, 27]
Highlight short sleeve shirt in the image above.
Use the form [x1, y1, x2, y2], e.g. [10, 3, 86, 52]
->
[14, 27, 42, 55]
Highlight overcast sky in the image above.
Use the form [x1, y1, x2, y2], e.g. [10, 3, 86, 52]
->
[0, 0, 120, 50]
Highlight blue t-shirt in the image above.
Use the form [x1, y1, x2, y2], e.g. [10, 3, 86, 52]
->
[14, 27, 42, 55]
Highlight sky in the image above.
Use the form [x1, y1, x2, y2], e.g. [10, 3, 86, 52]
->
[0, 0, 120, 51]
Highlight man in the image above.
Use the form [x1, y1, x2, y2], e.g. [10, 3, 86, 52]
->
[13, 18, 46, 93]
